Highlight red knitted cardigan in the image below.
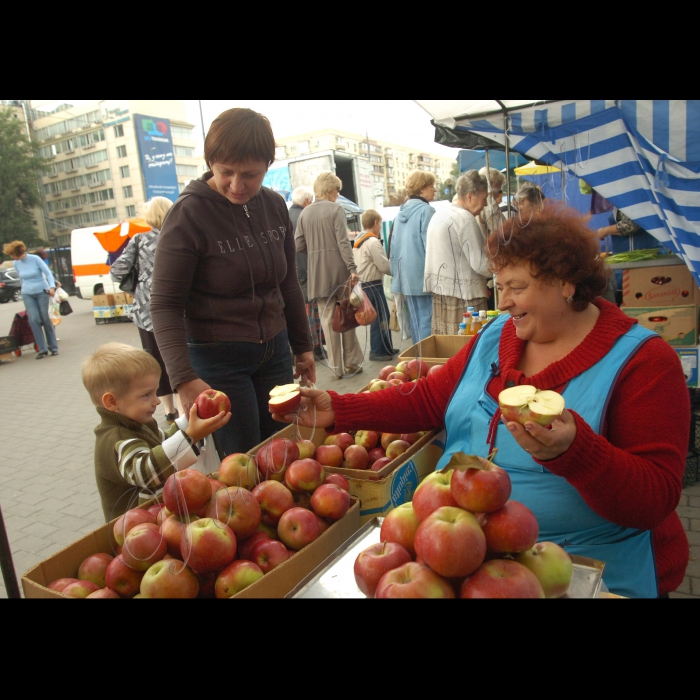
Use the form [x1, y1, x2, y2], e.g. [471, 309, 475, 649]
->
[329, 299, 690, 595]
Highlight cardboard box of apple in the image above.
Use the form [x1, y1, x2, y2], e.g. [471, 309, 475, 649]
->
[352, 388, 575, 598]
[46, 388, 355, 599]
[365, 359, 444, 393]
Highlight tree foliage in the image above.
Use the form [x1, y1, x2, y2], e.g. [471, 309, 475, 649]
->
[0, 107, 48, 249]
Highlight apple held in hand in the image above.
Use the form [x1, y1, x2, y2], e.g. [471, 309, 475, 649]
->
[181, 518, 237, 573]
[449, 455, 512, 514]
[354, 542, 413, 597]
[78, 552, 114, 588]
[515, 541, 574, 598]
[195, 388, 231, 419]
[380, 502, 420, 557]
[498, 385, 565, 427]
[480, 500, 539, 554]
[215, 560, 264, 598]
[460, 559, 545, 598]
[140, 559, 200, 599]
[268, 383, 302, 415]
[163, 469, 212, 516]
[375, 562, 455, 599]
[218, 453, 260, 490]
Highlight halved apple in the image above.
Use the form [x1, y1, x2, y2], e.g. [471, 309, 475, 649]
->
[268, 384, 302, 414]
[498, 385, 565, 427]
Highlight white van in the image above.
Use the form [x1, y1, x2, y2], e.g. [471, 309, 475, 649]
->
[70, 224, 127, 299]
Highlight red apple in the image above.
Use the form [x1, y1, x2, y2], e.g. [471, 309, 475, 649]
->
[181, 518, 237, 573]
[48, 577, 79, 593]
[195, 388, 231, 419]
[412, 469, 458, 522]
[324, 433, 355, 452]
[256, 520, 279, 540]
[215, 560, 264, 598]
[480, 500, 539, 554]
[375, 562, 455, 598]
[368, 380, 389, 392]
[238, 531, 272, 560]
[387, 371, 407, 382]
[163, 468, 212, 516]
[160, 514, 198, 558]
[406, 359, 429, 380]
[194, 569, 218, 599]
[295, 439, 316, 460]
[252, 480, 294, 524]
[121, 522, 167, 571]
[78, 552, 114, 588]
[310, 483, 351, 521]
[277, 507, 320, 551]
[324, 473, 350, 492]
[400, 433, 422, 445]
[378, 365, 397, 381]
[385, 439, 411, 461]
[367, 446, 386, 466]
[147, 503, 165, 519]
[139, 559, 200, 598]
[86, 587, 121, 599]
[343, 444, 369, 470]
[251, 538, 290, 573]
[156, 506, 173, 526]
[105, 557, 145, 598]
[218, 453, 261, 490]
[371, 457, 392, 472]
[427, 364, 444, 377]
[209, 478, 227, 495]
[284, 458, 326, 492]
[514, 541, 574, 598]
[62, 580, 101, 598]
[380, 502, 420, 557]
[313, 513, 329, 534]
[380, 433, 402, 450]
[450, 456, 511, 514]
[498, 385, 565, 427]
[256, 438, 300, 482]
[387, 379, 403, 387]
[312, 444, 343, 469]
[268, 383, 302, 415]
[113, 507, 156, 547]
[353, 542, 413, 597]
[206, 486, 261, 540]
[414, 506, 487, 578]
[460, 559, 545, 598]
[354, 430, 379, 450]
[395, 360, 410, 375]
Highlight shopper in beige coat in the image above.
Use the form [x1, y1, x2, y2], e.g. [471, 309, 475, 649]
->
[295, 171, 364, 380]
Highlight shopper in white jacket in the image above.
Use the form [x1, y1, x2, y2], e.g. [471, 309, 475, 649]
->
[423, 171, 491, 334]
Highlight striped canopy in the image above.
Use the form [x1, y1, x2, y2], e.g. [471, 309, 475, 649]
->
[416, 100, 700, 286]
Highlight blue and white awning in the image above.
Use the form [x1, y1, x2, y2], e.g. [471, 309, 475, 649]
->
[416, 100, 700, 287]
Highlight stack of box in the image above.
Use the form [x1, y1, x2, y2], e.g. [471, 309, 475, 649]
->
[620, 264, 700, 387]
[92, 292, 134, 324]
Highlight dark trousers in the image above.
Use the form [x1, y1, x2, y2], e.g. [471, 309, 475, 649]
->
[363, 279, 393, 356]
[138, 327, 174, 397]
[187, 328, 294, 456]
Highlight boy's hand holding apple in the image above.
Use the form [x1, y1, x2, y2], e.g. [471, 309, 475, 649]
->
[185, 390, 232, 443]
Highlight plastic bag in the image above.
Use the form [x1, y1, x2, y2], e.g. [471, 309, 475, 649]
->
[353, 281, 377, 326]
[49, 293, 62, 326]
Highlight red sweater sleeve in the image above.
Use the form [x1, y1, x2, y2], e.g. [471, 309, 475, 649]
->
[330, 337, 477, 434]
[536, 336, 689, 531]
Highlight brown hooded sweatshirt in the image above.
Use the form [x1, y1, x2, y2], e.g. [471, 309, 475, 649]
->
[150, 174, 311, 390]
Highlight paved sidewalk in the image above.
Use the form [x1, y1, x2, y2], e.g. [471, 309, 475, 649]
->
[1, 296, 697, 598]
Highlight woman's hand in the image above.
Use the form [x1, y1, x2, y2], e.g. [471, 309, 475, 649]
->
[271, 387, 335, 428]
[48, 287, 56, 297]
[502, 409, 577, 461]
[294, 351, 316, 387]
[177, 378, 212, 418]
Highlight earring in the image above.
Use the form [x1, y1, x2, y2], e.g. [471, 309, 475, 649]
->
[567, 295, 573, 303]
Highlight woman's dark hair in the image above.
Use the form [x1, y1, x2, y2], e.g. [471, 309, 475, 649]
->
[487, 202, 609, 311]
[204, 108, 276, 170]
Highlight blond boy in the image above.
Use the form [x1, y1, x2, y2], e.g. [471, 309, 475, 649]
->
[82, 342, 230, 521]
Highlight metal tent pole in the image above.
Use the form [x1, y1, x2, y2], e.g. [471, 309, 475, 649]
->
[0, 504, 21, 599]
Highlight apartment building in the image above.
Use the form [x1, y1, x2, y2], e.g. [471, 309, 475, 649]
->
[29, 100, 203, 244]
[274, 128, 456, 203]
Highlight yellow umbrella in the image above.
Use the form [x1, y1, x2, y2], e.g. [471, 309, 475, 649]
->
[514, 161, 561, 175]
[92, 218, 152, 254]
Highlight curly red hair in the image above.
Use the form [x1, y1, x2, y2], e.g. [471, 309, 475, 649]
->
[486, 202, 610, 311]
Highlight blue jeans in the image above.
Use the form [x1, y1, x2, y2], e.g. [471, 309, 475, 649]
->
[363, 280, 394, 356]
[23, 292, 58, 354]
[187, 328, 293, 456]
[406, 294, 432, 344]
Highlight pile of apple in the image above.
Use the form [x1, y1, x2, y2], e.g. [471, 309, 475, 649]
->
[47, 460, 353, 599]
[353, 452, 574, 598]
[365, 359, 444, 393]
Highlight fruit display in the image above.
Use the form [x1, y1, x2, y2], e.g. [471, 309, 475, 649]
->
[47, 466, 353, 599]
[354, 450, 574, 599]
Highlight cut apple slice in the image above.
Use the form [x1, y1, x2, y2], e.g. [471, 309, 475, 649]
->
[268, 384, 302, 415]
[498, 385, 565, 427]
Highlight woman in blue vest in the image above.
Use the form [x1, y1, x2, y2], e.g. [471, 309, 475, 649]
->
[274, 203, 690, 598]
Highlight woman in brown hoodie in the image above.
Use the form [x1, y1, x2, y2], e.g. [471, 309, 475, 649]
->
[150, 108, 314, 456]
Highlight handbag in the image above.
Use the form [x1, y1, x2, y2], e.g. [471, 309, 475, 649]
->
[118, 235, 140, 293]
[332, 278, 360, 333]
[59, 299, 73, 316]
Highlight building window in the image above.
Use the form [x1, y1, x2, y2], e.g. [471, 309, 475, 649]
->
[126, 205, 136, 217]
[114, 124, 124, 138]
[120, 165, 130, 178]
[123, 186, 133, 198]
[176, 164, 198, 177]
[171, 125, 194, 139]
[298, 141, 310, 155]
[174, 145, 194, 157]
[117, 145, 127, 158]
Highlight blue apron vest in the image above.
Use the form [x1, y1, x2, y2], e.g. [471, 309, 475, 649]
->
[436, 313, 659, 598]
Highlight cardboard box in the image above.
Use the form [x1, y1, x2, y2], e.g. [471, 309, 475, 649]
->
[621, 265, 699, 307]
[399, 334, 470, 363]
[622, 305, 698, 346]
[674, 346, 700, 388]
[21, 497, 361, 599]
[113, 292, 127, 305]
[92, 293, 117, 307]
[93, 305, 117, 319]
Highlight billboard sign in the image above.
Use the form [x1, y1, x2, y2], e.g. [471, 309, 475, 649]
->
[134, 114, 180, 202]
